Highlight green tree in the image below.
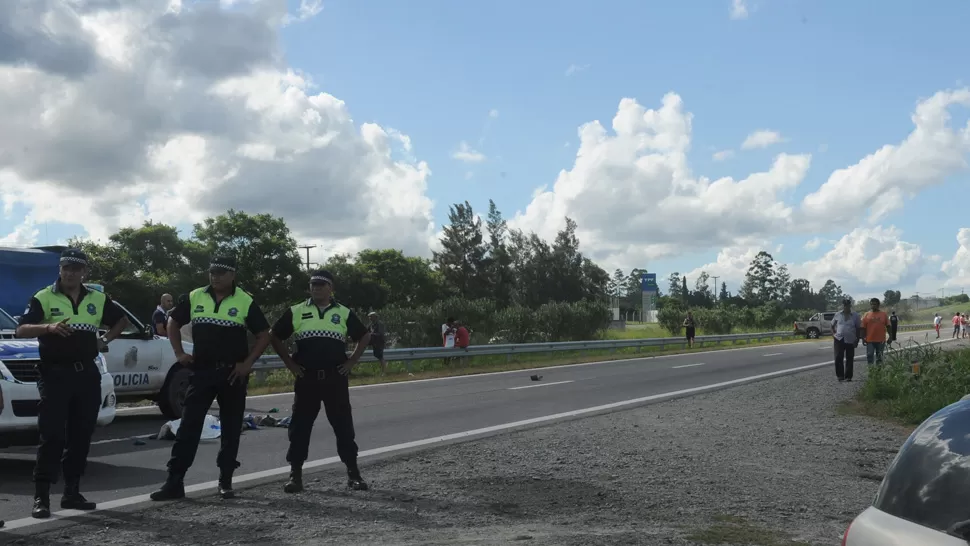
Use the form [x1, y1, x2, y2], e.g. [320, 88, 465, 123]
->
[191, 209, 306, 305]
[434, 201, 489, 299]
[484, 199, 515, 307]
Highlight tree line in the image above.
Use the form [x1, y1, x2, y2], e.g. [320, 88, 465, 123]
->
[69, 202, 614, 347]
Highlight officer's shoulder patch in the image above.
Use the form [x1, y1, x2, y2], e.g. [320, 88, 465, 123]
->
[227, 307, 238, 317]
[330, 313, 341, 324]
[86, 302, 97, 315]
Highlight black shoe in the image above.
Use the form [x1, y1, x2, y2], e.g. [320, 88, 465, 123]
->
[31, 482, 50, 519]
[846, 378, 853, 382]
[150, 474, 185, 501]
[283, 467, 303, 494]
[61, 482, 96, 510]
[347, 468, 369, 491]
[218, 471, 234, 499]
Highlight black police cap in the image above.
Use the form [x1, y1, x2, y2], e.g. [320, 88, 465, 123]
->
[59, 248, 88, 267]
[209, 255, 237, 273]
[309, 269, 334, 285]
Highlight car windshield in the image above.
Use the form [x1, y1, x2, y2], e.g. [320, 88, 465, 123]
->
[872, 400, 970, 534]
[0, 307, 18, 330]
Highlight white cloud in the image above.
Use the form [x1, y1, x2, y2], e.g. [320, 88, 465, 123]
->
[800, 89, 970, 227]
[565, 63, 590, 77]
[730, 0, 749, 20]
[488, 108, 499, 118]
[803, 237, 821, 251]
[0, 0, 436, 264]
[942, 228, 970, 287]
[0, 218, 39, 247]
[452, 141, 487, 163]
[712, 149, 734, 161]
[282, 0, 323, 26]
[684, 226, 926, 295]
[511, 88, 970, 276]
[741, 130, 785, 150]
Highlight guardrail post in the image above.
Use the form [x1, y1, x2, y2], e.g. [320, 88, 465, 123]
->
[254, 369, 268, 384]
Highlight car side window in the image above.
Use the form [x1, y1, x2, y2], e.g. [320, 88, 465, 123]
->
[822, 313, 835, 321]
[872, 402, 970, 534]
[810, 314, 819, 321]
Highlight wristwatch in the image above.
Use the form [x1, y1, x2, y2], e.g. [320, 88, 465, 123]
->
[99, 335, 109, 345]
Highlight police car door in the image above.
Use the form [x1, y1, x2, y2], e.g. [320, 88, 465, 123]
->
[100, 301, 163, 396]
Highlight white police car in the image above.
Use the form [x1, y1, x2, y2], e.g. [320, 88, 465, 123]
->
[0, 308, 116, 447]
[82, 284, 195, 419]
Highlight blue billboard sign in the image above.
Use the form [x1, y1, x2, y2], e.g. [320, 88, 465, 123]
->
[640, 272, 657, 292]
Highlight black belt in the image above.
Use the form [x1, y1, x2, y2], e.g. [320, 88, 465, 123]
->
[42, 359, 95, 372]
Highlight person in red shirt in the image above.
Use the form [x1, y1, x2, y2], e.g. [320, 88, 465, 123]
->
[455, 321, 470, 348]
[954, 313, 963, 339]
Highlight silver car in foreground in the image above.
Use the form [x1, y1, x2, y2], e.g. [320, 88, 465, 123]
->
[843, 396, 970, 545]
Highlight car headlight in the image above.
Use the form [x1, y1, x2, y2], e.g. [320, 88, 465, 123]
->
[0, 360, 12, 381]
[96, 354, 109, 375]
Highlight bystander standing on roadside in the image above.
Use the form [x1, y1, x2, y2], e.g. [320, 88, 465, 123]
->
[683, 312, 696, 349]
[888, 310, 899, 348]
[367, 312, 389, 376]
[455, 320, 471, 367]
[934, 313, 942, 339]
[954, 313, 962, 339]
[152, 293, 174, 337]
[831, 298, 862, 382]
[862, 298, 889, 366]
[963, 313, 968, 339]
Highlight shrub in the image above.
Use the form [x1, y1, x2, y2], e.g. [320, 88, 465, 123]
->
[860, 346, 970, 424]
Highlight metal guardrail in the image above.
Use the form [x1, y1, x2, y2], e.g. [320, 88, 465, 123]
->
[249, 323, 938, 377]
[251, 330, 805, 373]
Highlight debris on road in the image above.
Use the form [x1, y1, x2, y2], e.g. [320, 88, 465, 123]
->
[156, 414, 221, 441]
[530, 374, 542, 381]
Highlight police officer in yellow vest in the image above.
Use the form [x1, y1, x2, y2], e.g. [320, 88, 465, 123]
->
[269, 269, 371, 492]
[15, 248, 129, 519]
[150, 255, 271, 501]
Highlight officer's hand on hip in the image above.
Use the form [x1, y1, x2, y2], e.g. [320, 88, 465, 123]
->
[47, 318, 74, 337]
[228, 361, 254, 385]
[175, 351, 194, 366]
[338, 359, 358, 376]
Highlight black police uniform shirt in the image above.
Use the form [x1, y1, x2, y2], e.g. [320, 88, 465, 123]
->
[169, 284, 270, 365]
[19, 282, 126, 363]
[271, 299, 368, 366]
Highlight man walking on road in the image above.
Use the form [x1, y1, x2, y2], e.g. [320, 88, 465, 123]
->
[15, 248, 129, 518]
[269, 269, 372, 493]
[862, 298, 889, 366]
[150, 255, 271, 502]
[831, 298, 862, 382]
[888, 310, 899, 348]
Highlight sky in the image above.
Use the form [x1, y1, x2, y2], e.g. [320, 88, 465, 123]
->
[1, 0, 969, 300]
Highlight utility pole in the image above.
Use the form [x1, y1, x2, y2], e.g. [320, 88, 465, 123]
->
[298, 244, 317, 272]
[711, 276, 720, 302]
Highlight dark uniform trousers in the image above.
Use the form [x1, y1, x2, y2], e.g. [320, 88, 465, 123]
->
[286, 365, 358, 467]
[167, 362, 248, 475]
[34, 360, 102, 485]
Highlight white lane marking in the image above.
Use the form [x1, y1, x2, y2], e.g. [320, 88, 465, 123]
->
[4, 335, 957, 532]
[672, 363, 705, 369]
[762, 353, 783, 357]
[508, 380, 574, 390]
[116, 336, 824, 412]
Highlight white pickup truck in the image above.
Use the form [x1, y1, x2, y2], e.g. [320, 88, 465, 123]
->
[4, 284, 195, 419]
[792, 311, 837, 339]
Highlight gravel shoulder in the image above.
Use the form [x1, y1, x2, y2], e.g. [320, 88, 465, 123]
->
[9, 342, 968, 546]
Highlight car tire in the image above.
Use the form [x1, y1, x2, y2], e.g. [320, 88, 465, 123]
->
[807, 328, 820, 339]
[158, 365, 192, 420]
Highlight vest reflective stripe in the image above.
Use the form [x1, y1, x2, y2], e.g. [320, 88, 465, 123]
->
[290, 301, 349, 342]
[188, 286, 253, 328]
[33, 286, 106, 333]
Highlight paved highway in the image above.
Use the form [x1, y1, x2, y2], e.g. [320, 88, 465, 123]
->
[0, 329, 943, 526]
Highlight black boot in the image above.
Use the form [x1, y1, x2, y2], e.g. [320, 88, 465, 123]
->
[61, 481, 96, 510]
[347, 466, 368, 491]
[150, 473, 185, 501]
[32, 482, 51, 519]
[218, 469, 234, 499]
[283, 465, 303, 494]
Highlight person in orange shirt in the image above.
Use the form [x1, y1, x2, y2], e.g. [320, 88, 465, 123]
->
[861, 297, 889, 365]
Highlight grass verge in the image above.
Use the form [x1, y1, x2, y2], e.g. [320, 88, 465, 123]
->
[847, 343, 970, 426]
[246, 335, 805, 396]
[684, 515, 811, 545]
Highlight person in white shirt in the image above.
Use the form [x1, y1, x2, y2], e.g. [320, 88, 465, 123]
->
[831, 298, 863, 382]
[934, 313, 942, 339]
[441, 317, 456, 348]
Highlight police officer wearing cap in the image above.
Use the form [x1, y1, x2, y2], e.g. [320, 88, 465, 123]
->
[269, 269, 372, 492]
[150, 255, 271, 501]
[15, 248, 129, 518]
